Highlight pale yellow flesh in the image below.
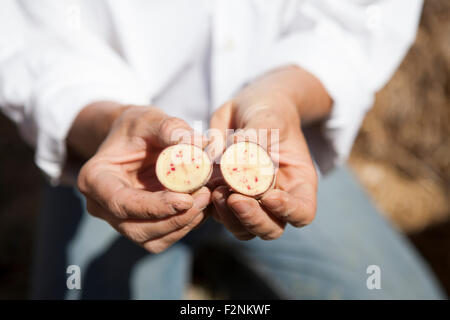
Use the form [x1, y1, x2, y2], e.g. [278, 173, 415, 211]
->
[156, 144, 212, 193]
[220, 142, 275, 197]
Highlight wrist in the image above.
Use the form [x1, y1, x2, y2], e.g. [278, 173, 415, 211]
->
[239, 65, 332, 125]
[234, 88, 301, 130]
[67, 101, 131, 160]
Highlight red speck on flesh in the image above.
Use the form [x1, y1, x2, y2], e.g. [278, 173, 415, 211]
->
[187, 180, 191, 185]
[255, 177, 258, 182]
[171, 167, 176, 171]
[166, 171, 171, 175]
[196, 165, 199, 169]
[170, 163, 174, 166]
[232, 168, 237, 171]
[192, 158, 195, 161]
[247, 185, 251, 190]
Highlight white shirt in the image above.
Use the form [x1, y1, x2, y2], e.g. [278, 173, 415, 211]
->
[0, 0, 423, 184]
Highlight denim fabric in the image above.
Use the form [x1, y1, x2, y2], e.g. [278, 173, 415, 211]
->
[30, 166, 445, 299]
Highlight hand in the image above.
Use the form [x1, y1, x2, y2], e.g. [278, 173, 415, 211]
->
[76, 104, 211, 253]
[208, 66, 330, 241]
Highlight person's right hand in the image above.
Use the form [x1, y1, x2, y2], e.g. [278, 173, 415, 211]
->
[77, 105, 211, 253]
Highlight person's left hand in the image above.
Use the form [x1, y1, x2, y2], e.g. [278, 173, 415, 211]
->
[208, 93, 318, 241]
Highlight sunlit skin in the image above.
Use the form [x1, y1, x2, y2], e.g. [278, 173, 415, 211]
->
[74, 106, 211, 253]
[70, 65, 332, 252]
[208, 66, 332, 240]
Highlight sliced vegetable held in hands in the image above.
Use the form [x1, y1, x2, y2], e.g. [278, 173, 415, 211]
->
[220, 141, 276, 198]
[156, 144, 212, 193]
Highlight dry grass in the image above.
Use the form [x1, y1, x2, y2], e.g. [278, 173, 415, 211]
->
[348, 0, 450, 295]
[349, 0, 449, 233]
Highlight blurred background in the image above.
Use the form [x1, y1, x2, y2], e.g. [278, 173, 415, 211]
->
[0, 0, 448, 299]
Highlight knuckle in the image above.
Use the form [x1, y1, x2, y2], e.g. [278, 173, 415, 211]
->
[77, 162, 94, 194]
[76, 172, 88, 195]
[262, 229, 283, 240]
[292, 221, 307, 228]
[301, 197, 317, 220]
[120, 224, 150, 244]
[292, 204, 316, 227]
[241, 216, 263, 230]
[136, 201, 159, 219]
[161, 117, 187, 137]
[300, 213, 315, 227]
[160, 192, 175, 213]
[144, 241, 167, 254]
[77, 160, 105, 195]
[169, 214, 191, 230]
[109, 194, 128, 219]
[232, 205, 259, 227]
[272, 197, 290, 216]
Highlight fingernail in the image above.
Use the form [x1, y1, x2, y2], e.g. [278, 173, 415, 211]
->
[171, 196, 194, 212]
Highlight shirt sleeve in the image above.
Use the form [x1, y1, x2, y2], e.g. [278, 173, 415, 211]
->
[245, 0, 423, 174]
[0, 0, 150, 184]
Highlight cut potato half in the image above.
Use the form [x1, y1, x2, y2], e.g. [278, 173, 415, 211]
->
[156, 144, 212, 193]
[220, 141, 275, 197]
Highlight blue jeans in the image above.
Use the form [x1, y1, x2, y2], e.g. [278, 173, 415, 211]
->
[30, 166, 445, 299]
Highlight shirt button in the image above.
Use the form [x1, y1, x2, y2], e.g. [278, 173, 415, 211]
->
[366, 4, 382, 31]
[220, 37, 235, 52]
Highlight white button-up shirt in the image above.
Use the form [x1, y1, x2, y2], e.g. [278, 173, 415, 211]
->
[0, 0, 423, 184]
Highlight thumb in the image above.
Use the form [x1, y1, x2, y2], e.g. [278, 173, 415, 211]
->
[156, 115, 208, 149]
[207, 101, 234, 161]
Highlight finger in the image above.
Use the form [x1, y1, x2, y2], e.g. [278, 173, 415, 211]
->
[142, 209, 207, 254]
[227, 193, 285, 240]
[228, 128, 259, 145]
[205, 164, 226, 191]
[190, 186, 212, 212]
[115, 187, 210, 243]
[212, 186, 255, 240]
[209, 101, 234, 145]
[260, 185, 316, 228]
[114, 188, 194, 220]
[157, 116, 208, 149]
[207, 101, 235, 162]
[204, 201, 222, 223]
[233, 106, 287, 154]
[85, 170, 194, 220]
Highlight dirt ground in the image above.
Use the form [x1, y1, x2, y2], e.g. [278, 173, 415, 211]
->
[0, 0, 448, 299]
[349, 0, 449, 295]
